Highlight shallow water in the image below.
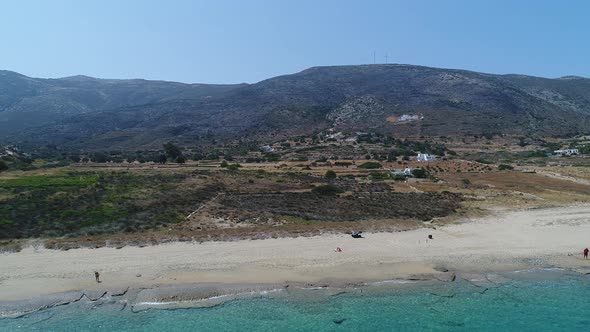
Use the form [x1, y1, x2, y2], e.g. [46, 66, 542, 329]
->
[2, 272, 590, 331]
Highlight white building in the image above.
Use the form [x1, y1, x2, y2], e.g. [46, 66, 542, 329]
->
[327, 132, 343, 139]
[399, 114, 420, 122]
[260, 145, 274, 153]
[416, 153, 436, 162]
[391, 168, 413, 176]
[553, 149, 579, 156]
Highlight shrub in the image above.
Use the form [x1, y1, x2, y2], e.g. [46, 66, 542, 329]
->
[527, 150, 547, 158]
[92, 152, 108, 163]
[311, 184, 344, 196]
[157, 154, 167, 164]
[358, 162, 383, 169]
[0, 161, 7, 172]
[392, 174, 406, 181]
[265, 154, 280, 162]
[226, 164, 241, 170]
[498, 164, 514, 170]
[325, 170, 337, 179]
[411, 168, 428, 178]
[371, 172, 391, 180]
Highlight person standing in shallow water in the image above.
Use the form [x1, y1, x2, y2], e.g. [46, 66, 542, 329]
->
[95, 271, 101, 283]
[584, 248, 589, 259]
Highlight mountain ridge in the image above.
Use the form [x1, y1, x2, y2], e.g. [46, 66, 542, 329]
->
[2, 64, 590, 150]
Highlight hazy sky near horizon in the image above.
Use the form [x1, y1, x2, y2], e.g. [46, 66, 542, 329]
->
[1, 0, 588, 83]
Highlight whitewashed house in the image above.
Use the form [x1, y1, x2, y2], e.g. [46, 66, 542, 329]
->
[391, 168, 414, 176]
[399, 114, 419, 122]
[553, 149, 579, 156]
[416, 153, 436, 162]
[260, 145, 275, 153]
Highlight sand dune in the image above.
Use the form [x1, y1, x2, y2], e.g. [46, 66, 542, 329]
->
[1, 205, 590, 301]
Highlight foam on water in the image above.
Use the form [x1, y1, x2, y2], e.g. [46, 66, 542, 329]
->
[2, 272, 590, 331]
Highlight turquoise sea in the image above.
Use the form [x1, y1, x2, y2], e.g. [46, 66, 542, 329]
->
[2, 271, 590, 332]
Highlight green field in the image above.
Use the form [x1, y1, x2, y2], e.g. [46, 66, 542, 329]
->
[0, 170, 219, 239]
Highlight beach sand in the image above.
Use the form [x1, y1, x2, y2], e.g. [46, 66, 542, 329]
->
[1, 204, 590, 302]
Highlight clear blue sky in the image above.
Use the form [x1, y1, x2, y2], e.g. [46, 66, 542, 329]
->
[1, 0, 588, 83]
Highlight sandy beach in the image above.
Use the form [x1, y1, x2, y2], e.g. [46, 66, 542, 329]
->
[2, 205, 590, 302]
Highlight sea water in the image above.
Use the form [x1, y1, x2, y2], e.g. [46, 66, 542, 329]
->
[2, 272, 590, 332]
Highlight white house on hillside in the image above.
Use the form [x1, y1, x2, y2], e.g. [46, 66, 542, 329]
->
[392, 168, 414, 176]
[260, 145, 274, 153]
[416, 153, 436, 162]
[553, 149, 579, 156]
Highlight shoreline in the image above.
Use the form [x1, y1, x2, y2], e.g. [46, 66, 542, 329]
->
[1, 267, 589, 319]
[1, 204, 590, 311]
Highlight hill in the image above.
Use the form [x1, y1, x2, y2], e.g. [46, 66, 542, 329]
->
[0, 70, 245, 134]
[3, 65, 590, 150]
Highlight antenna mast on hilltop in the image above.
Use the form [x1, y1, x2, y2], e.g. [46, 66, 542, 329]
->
[373, 51, 376, 64]
[385, 53, 389, 64]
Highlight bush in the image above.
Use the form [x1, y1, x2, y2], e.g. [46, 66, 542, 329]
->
[371, 172, 391, 180]
[311, 184, 344, 196]
[358, 162, 383, 169]
[411, 168, 428, 178]
[226, 164, 241, 170]
[265, 154, 280, 162]
[0, 161, 8, 172]
[527, 150, 547, 158]
[498, 164, 514, 170]
[325, 170, 337, 179]
[92, 152, 108, 163]
[157, 154, 167, 164]
[392, 174, 406, 181]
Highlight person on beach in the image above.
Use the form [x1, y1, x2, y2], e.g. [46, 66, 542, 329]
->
[584, 248, 589, 259]
[94, 271, 101, 283]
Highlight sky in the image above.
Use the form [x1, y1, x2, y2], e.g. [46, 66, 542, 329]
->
[0, 0, 589, 83]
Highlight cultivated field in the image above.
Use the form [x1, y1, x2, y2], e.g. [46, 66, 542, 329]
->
[2, 152, 590, 251]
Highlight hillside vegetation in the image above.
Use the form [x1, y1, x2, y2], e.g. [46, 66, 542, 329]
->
[1, 65, 590, 150]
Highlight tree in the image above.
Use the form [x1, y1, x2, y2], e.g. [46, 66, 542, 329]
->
[163, 142, 183, 159]
[175, 155, 186, 164]
[325, 170, 337, 179]
[68, 153, 81, 163]
[91, 152, 108, 163]
[220, 160, 228, 168]
[387, 151, 397, 162]
[0, 160, 8, 172]
[157, 154, 167, 164]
